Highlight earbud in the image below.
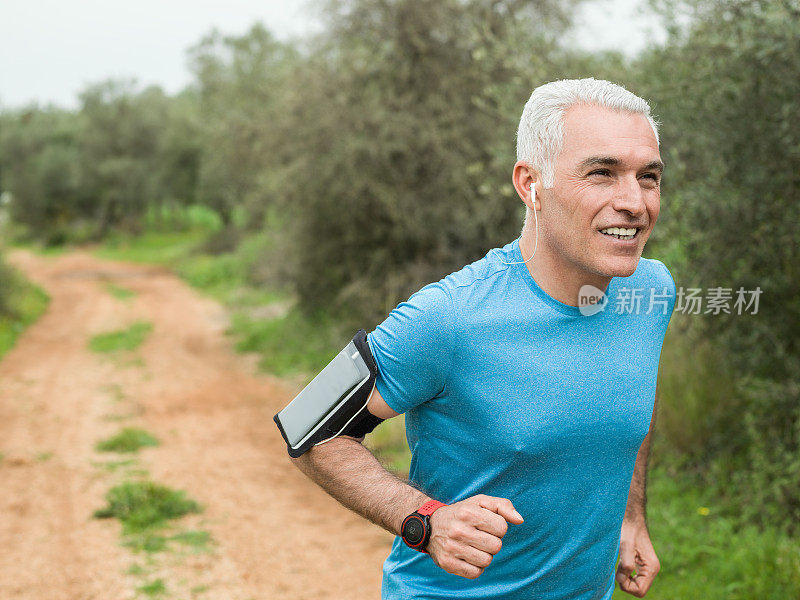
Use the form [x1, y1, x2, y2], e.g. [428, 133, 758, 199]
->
[492, 180, 539, 265]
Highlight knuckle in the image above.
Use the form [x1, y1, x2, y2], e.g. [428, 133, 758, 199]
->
[450, 525, 468, 541]
[497, 520, 508, 537]
[439, 556, 456, 572]
[490, 539, 502, 554]
[463, 566, 483, 579]
[461, 507, 481, 524]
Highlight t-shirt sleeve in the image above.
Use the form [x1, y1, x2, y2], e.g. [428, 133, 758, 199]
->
[366, 280, 456, 414]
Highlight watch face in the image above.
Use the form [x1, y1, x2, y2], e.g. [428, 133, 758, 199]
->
[403, 516, 425, 545]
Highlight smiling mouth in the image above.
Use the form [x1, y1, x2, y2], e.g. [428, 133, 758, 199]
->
[599, 227, 640, 241]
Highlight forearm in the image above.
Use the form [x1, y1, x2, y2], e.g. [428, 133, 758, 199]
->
[623, 430, 650, 526]
[291, 436, 431, 535]
[624, 392, 659, 526]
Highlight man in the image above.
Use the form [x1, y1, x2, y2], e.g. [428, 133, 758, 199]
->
[293, 78, 675, 599]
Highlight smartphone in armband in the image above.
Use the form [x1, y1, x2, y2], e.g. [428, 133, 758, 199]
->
[273, 329, 377, 457]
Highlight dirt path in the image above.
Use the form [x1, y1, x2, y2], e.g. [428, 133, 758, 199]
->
[0, 249, 392, 600]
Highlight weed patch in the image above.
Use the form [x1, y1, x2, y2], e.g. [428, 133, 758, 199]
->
[170, 529, 212, 553]
[0, 261, 49, 360]
[106, 284, 136, 300]
[89, 322, 152, 353]
[137, 578, 166, 596]
[92, 459, 138, 472]
[96, 428, 159, 453]
[94, 480, 200, 533]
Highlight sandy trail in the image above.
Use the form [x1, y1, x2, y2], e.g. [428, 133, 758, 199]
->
[0, 249, 392, 599]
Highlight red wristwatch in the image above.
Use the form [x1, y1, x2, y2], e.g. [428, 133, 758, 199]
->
[401, 500, 447, 553]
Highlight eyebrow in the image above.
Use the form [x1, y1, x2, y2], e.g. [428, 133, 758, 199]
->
[578, 156, 665, 174]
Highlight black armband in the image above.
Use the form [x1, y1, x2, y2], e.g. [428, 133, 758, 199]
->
[273, 329, 381, 457]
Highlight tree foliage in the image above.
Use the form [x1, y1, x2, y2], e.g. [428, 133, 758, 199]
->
[287, 0, 587, 319]
[188, 23, 299, 231]
[637, 0, 800, 531]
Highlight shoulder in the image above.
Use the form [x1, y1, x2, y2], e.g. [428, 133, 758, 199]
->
[372, 243, 515, 343]
[439, 241, 516, 303]
[631, 256, 676, 295]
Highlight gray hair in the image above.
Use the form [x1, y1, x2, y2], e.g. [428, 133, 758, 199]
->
[516, 78, 660, 189]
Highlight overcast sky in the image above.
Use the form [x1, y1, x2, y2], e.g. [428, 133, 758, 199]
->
[0, 0, 666, 110]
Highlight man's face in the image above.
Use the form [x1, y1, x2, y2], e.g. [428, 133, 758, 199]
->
[540, 104, 662, 279]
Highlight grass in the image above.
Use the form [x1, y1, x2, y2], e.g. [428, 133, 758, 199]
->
[123, 529, 213, 555]
[96, 229, 210, 266]
[231, 308, 346, 377]
[0, 261, 49, 360]
[610, 465, 800, 599]
[106, 283, 136, 300]
[170, 529, 213, 553]
[89, 322, 152, 353]
[93, 480, 201, 534]
[96, 428, 159, 453]
[93, 458, 138, 472]
[124, 532, 170, 553]
[136, 578, 166, 597]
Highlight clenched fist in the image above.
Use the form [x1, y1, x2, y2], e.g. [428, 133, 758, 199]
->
[427, 494, 524, 579]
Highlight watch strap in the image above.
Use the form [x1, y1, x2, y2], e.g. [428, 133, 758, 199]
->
[417, 500, 447, 516]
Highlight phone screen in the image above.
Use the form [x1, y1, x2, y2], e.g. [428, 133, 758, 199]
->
[277, 341, 370, 446]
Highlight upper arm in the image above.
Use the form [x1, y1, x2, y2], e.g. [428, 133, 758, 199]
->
[366, 281, 457, 414]
[337, 387, 397, 444]
[367, 385, 400, 420]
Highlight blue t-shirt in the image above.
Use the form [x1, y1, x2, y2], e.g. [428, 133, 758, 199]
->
[367, 237, 676, 600]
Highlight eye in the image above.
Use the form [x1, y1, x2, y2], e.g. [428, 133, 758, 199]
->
[639, 173, 660, 184]
[588, 169, 611, 177]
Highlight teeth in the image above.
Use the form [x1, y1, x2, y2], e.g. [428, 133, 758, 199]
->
[600, 227, 638, 239]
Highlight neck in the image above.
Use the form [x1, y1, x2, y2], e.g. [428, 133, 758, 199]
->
[519, 226, 611, 307]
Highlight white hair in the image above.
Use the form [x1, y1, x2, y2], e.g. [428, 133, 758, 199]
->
[516, 77, 660, 189]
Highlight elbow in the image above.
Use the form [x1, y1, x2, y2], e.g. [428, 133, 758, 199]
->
[288, 436, 365, 470]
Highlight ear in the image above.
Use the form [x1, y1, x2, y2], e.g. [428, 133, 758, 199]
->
[512, 161, 540, 211]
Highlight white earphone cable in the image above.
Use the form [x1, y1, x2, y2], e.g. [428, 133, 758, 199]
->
[493, 182, 539, 265]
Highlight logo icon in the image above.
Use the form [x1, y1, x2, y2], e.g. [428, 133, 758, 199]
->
[578, 284, 607, 316]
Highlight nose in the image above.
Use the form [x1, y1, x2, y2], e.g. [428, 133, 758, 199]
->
[610, 174, 647, 217]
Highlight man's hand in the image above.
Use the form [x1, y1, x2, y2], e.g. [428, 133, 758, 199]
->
[426, 494, 524, 579]
[616, 518, 660, 597]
